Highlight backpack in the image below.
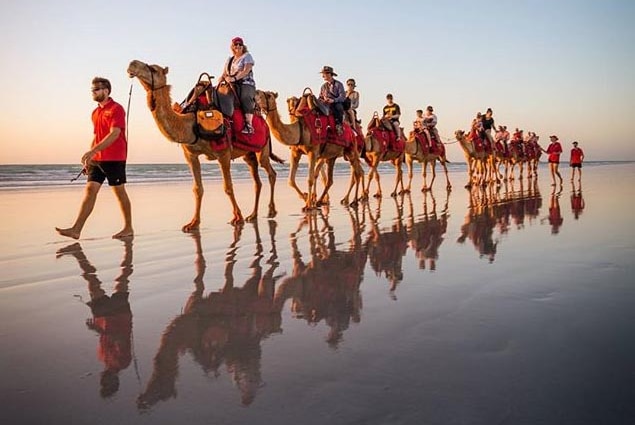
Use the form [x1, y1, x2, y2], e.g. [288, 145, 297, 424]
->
[196, 109, 226, 139]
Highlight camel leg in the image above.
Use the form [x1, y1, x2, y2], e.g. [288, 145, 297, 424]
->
[218, 152, 244, 225]
[316, 157, 335, 206]
[373, 166, 383, 198]
[441, 160, 451, 191]
[420, 160, 427, 191]
[244, 153, 262, 222]
[259, 151, 278, 219]
[427, 160, 437, 192]
[183, 151, 203, 232]
[288, 149, 307, 202]
[405, 155, 413, 193]
[304, 152, 318, 211]
[390, 158, 402, 197]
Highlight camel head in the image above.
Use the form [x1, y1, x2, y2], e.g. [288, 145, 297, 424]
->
[254, 90, 278, 114]
[127, 60, 169, 92]
[454, 129, 466, 141]
[286, 96, 300, 116]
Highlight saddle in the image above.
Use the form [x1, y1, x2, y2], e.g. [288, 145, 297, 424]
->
[175, 72, 268, 151]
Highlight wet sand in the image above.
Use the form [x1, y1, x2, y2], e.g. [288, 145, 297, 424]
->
[1, 162, 634, 425]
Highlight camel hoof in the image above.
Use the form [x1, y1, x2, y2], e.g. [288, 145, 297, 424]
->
[373, 193, 381, 199]
[245, 214, 257, 223]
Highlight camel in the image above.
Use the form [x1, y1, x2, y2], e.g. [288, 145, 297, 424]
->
[455, 129, 494, 188]
[404, 129, 452, 192]
[127, 60, 282, 230]
[363, 127, 405, 198]
[255, 90, 365, 209]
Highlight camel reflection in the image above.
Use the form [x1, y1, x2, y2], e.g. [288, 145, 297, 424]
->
[458, 179, 542, 262]
[138, 222, 282, 409]
[366, 197, 409, 297]
[406, 190, 450, 271]
[56, 239, 134, 398]
[274, 209, 366, 348]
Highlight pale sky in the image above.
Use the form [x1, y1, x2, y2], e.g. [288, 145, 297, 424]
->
[1, 0, 634, 164]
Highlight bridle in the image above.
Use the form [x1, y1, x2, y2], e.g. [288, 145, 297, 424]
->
[146, 64, 167, 111]
[259, 92, 278, 114]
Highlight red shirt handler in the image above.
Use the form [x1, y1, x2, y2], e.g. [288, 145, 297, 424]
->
[55, 77, 134, 240]
[570, 141, 585, 182]
[543, 135, 563, 186]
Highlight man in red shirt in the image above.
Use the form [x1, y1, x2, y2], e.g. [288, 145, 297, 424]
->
[569, 141, 585, 182]
[56, 77, 133, 239]
[542, 135, 563, 187]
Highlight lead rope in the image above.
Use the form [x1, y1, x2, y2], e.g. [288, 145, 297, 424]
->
[126, 83, 133, 143]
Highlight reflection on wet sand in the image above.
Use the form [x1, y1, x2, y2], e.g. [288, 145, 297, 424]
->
[275, 209, 366, 348]
[138, 222, 282, 408]
[406, 190, 450, 271]
[366, 197, 409, 297]
[458, 179, 542, 262]
[56, 239, 134, 398]
[570, 180, 585, 220]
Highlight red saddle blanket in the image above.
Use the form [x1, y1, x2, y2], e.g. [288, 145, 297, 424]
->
[469, 129, 491, 153]
[299, 110, 358, 149]
[368, 128, 405, 154]
[411, 131, 445, 156]
[209, 110, 269, 152]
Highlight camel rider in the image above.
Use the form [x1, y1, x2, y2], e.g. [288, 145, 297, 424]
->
[220, 36, 256, 134]
[423, 105, 442, 147]
[495, 125, 510, 153]
[319, 65, 347, 135]
[345, 78, 360, 127]
[414, 109, 425, 131]
[482, 108, 495, 148]
[382, 93, 402, 141]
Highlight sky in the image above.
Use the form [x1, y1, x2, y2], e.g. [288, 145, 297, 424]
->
[1, 0, 634, 164]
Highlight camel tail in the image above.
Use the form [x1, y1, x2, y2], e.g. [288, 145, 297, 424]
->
[268, 134, 285, 164]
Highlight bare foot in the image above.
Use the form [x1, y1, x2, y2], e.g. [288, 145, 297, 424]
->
[56, 227, 80, 240]
[112, 229, 134, 239]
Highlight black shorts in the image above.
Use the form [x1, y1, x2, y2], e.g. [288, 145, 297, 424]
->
[87, 161, 127, 186]
[571, 163, 582, 168]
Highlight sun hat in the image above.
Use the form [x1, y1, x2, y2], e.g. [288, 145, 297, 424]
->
[231, 36, 244, 45]
[550, 135, 558, 140]
[320, 65, 337, 76]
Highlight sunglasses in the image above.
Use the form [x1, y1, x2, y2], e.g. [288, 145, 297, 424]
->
[91, 87, 104, 93]
[233, 43, 243, 47]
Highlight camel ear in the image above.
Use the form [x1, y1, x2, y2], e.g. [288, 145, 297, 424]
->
[273, 92, 278, 99]
[163, 66, 169, 74]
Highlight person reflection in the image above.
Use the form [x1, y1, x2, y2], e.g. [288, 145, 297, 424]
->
[137, 222, 282, 409]
[56, 239, 133, 398]
[275, 208, 366, 348]
[366, 196, 408, 297]
[570, 181, 585, 220]
[542, 187, 564, 234]
[406, 189, 450, 271]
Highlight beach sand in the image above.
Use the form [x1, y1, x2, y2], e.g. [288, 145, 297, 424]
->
[1, 162, 634, 425]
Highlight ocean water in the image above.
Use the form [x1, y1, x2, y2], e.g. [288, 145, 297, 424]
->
[0, 161, 625, 189]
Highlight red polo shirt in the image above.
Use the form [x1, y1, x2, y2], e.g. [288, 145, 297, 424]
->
[92, 98, 127, 161]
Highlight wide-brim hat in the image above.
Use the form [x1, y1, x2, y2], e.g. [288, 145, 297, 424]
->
[550, 135, 558, 140]
[320, 65, 337, 76]
[572, 141, 578, 145]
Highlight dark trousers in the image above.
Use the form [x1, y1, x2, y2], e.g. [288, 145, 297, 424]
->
[331, 102, 344, 125]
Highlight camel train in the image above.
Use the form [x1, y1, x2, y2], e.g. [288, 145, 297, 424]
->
[128, 60, 542, 229]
